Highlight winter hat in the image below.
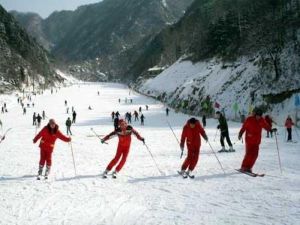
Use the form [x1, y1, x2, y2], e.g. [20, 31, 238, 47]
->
[253, 108, 263, 116]
[189, 117, 197, 124]
[118, 119, 126, 125]
[49, 119, 56, 124]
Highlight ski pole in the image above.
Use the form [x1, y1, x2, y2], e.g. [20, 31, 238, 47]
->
[294, 127, 300, 140]
[144, 143, 164, 176]
[166, 120, 183, 158]
[285, 128, 287, 141]
[273, 131, 282, 174]
[213, 129, 219, 142]
[69, 141, 77, 176]
[90, 128, 108, 144]
[207, 141, 226, 174]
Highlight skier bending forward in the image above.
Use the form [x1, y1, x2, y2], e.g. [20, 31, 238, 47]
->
[179, 117, 208, 178]
[101, 119, 144, 178]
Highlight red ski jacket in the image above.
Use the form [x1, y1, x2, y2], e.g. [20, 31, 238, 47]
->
[102, 125, 143, 147]
[33, 125, 71, 151]
[285, 118, 294, 128]
[180, 121, 207, 149]
[239, 116, 271, 145]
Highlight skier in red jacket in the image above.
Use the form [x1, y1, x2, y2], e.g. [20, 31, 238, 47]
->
[238, 108, 274, 173]
[33, 119, 71, 178]
[179, 118, 208, 178]
[285, 115, 295, 142]
[101, 119, 144, 178]
[264, 115, 274, 138]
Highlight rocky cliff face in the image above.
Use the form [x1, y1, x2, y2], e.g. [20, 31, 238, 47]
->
[0, 5, 59, 93]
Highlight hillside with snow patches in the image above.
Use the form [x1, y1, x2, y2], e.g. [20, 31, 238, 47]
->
[138, 53, 300, 126]
[0, 81, 299, 225]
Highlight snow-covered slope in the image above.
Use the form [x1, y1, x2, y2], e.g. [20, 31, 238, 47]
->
[138, 55, 300, 126]
[0, 83, 299, 225]
[55, 69, 81, 85]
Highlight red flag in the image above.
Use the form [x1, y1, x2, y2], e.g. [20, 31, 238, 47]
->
[214, 102, 220, 109]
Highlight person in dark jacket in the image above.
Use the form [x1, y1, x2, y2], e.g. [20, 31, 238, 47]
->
[216, 111, 234, 152]
[66, 117, 72, 135]
[202, 115, 206, 127]
[72, 111, 77, 123]
[114, 117, 119, 130]
[36, 114, 42, 127]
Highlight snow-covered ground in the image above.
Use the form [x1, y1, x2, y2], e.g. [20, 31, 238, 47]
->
[0, 83, 299, 225]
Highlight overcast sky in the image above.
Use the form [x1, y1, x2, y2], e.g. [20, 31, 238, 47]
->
[0, 0, 102, 18]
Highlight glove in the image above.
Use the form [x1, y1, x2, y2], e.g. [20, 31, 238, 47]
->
[180, 145, 184, 151]
[101, 139, 105, 144]
[141, 138, 145, 144]
[217, 125, 220, 129]
[271, 128, 278, 133]
[69, 137, 72, 142]
[238, 134, 242, 140]
[204, 135, 208, 142]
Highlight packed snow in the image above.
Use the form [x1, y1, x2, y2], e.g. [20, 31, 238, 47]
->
[0, 82, 299, 225]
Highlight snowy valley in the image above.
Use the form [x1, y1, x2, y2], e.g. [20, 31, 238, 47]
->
[0, 82, 299, 225]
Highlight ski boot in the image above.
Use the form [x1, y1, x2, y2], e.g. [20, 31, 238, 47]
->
[228, 146, 235, 152]
[102, 169, 109, 179]
[186, 170, 195, 179]
[178, 170, 187, 178]
[112, 171, 118, 179]
[37, 165, 43, 180]
[44, 166, 51, 179]
[218, 147, 228, 153]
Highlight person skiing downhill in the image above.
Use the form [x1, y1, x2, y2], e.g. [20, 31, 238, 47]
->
[179, 118, 208, 178]
[215, 111, 234, 152]
[285, 115, 295, 142]
[101, 119, 144, 178]
[33, 119, 71, 179]
[238, 108, 275, 173]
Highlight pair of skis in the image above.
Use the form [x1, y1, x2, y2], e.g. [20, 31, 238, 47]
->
[177, 171, 195, 179]
[178, 169, 265, 179]
[37, 175, 48, 180]
[218, 149, 236, 153]
[235, 169, 265, 177]
[102, 173, 117, 179]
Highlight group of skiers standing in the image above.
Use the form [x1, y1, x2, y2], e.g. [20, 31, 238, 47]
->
[111, 108, 145, 128]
